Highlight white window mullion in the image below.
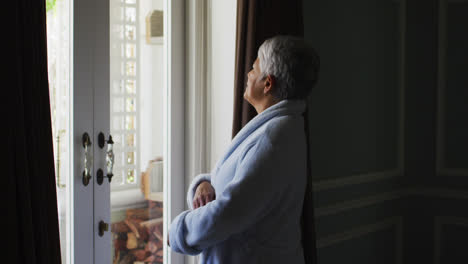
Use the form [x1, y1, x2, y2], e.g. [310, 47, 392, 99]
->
[110, 0, 140, 189]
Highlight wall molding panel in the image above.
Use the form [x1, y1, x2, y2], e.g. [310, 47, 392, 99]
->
[315, 190, 405, 218]
[317, 217, 403, 264]
[313, 0, 406, 191]
[408, 188, 468, 200]
[436, 0, 468, 177]
[313, 169, 401, 192]
[434, 216, 468, 264]
[315, 188, 468, 219]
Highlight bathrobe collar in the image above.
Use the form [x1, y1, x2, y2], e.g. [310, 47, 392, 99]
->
[215, 99, 306, 171]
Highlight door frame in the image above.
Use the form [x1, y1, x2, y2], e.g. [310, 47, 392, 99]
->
[164, 0, 186, 263]
[73, 0, 186, 263]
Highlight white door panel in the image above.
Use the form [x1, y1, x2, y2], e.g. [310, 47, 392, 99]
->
[73, 0, 96, 262]
[93, 0, 111, 263]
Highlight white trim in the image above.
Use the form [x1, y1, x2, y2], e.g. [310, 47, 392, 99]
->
[163, 0, 186, 263]
[205, 0, 213, 169]
[185, 1, 209, 263]
[68, 1, 74, 263]
[317, 216, 403, 264]
[185, 0, 209, 189]
[149, 36, 164, 45]
[313, 0, 406, 191]
[110, 188, 146, 212]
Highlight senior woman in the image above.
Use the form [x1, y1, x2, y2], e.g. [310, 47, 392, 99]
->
[168, 35, 320, 263]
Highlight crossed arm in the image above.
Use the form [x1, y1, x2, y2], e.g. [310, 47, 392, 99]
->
[167, 137, 282, 254]
[167, 180, 215, 246]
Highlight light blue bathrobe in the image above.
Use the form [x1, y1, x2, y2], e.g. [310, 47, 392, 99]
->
[169, 99, 307, 264]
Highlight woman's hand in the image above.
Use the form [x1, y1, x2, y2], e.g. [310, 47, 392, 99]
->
[193, 181, 216, 209]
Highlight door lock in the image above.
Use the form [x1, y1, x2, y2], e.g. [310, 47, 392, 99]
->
[98, 220, 109, 237]
[96, 133, 114, 185]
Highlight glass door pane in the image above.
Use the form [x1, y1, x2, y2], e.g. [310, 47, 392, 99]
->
[46, 1, 72, 263]
[109, 0, 166, 263]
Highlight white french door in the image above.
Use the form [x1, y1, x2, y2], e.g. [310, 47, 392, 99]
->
[52, 0, 186, 263]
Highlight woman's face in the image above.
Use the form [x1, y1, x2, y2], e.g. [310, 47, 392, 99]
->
[244, 58, 265, 105]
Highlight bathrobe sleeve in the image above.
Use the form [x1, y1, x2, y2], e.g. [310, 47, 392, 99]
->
[186, 173, 211, 210]
[169, 135, 283, 255]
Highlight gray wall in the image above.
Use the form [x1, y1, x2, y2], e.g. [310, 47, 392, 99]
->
[303, 0, 468, 263]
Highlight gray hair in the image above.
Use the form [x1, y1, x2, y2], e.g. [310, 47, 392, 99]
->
[257, 35, 320, 100]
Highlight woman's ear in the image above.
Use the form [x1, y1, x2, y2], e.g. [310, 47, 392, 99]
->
[264, 75, 275, 94]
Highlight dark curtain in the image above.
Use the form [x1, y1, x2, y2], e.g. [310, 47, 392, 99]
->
[232, 0, 304, 136]
[301, 108, 318, 264]
[9, 0, 62, 263]
[233, 1, 317, 263]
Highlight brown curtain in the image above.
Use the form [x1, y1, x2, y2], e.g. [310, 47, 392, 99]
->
[9, 0, 62, 263]
[232, 0, 304, 137]
[233, 1, 318, 263]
